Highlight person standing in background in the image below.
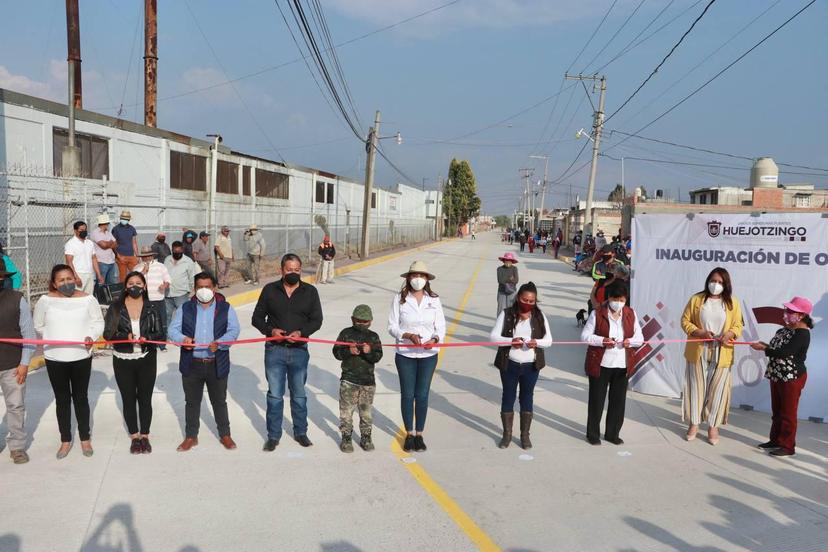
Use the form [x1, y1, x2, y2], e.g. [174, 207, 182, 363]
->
[192, 231, 212, 274]
[214, 226, 234, 289]
[112, 210, 139, 282]
[90, 214, 118, 286]
[134, 247, 171, 351]
[496, 252, 519, 315]
[164, 241, 197, 326]
[182, 230, 198, 261]
[242, 224, 265, 285]
[317, 235, 336, 284]
[0, 243, 22, 290]
[151, 232, 171, 264]
[0, 259, 36, 464]
[64, 221, 103, 295]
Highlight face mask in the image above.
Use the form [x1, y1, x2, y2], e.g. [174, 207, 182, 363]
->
[157, 238, 166, 244]
[782, 312, 801, 326]
[518, 301, 533, 313]
[283, 272, 301, 286]
[609, 301, 625, 312]
[126, 286, 144, 298]
[352, 322, 370, 331]
[602, 255, 612, 262]
[708, 282, 724, 296]
[504, 262, 513, 268]
[78, 230, 88, 239]
[120, 219, 129, 225]
[172, 252, 183, 260]
[58, 282, 75, 297]
[409, 277, 427, 291]
[195, 287, 214, 303]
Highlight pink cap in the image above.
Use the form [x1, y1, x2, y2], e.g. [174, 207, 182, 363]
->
[783, 296, 812, 315]
[499, 252, 518, 263]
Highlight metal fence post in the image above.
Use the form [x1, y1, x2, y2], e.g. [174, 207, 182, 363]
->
[22, 178, 31, 306]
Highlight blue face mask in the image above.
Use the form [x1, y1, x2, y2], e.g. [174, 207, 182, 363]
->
[120, 219, 129, 225]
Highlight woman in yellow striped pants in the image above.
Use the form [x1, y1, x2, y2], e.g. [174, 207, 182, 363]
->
[680, 268, 743, 445]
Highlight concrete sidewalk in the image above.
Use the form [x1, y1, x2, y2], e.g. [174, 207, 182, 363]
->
[1, 232, 826, 552]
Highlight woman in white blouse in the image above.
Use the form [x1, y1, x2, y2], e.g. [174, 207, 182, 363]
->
[388, 261, 446, 453]
[490, 282, 552, 450]
[33, 264, 104, 459]
[581, 280, 643, 446]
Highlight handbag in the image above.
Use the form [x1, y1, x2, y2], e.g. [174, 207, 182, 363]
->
[94, 282, 124, 305]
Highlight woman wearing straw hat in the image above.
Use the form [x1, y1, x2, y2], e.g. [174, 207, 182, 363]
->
[496, 252, 519, 316]
[388, 261, 446, 452]
[751, 296, 814, 457]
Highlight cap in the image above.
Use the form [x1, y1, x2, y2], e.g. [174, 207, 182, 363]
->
[199, 231, 210, 237]
[0, 258, 17, 278]
[352, 304, 373, 321]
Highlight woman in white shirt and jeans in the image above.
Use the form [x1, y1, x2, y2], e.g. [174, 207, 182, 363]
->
[581, 280, 643, 446]
[33, 264, 104, 459]
[490, 282, 553, 450]
[388, 261, 446, 453]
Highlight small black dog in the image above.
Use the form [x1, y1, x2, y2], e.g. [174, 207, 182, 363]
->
[576, 309, 587, 327]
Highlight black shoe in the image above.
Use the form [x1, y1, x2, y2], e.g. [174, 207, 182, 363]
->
[414, 435, 427, 452]
[770, 448, 794, 457]
[130, 438, 142, 454]
[140, 437, 152, 454]
[586, 436, 601, 446]
[295, 434, 313, 447]
[402, 435, 415, 452]
[263, 439, 280, 452]
[758, 441, 780, 450]
[605, 437, 624, 446]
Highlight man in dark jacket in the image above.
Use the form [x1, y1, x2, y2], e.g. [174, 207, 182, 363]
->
[332, 304, 383, 453]
[253, 254, 323, 451]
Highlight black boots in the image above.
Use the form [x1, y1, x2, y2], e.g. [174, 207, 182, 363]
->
[499, 412, 514, 449]
[520, 411, 533, 450]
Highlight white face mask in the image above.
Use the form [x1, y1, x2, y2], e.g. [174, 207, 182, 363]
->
[119, 219, 129, 225]
[195, 287, 215, 303]
[708, 282, 724, 296]
[782, 312, 801, 326]
[609, 301, 625, 312]
[409, 277, 427, 291]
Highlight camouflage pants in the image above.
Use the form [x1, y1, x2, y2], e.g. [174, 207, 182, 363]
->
[339, 380, 375, 436]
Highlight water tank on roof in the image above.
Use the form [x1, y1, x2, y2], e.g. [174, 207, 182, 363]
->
[750, 157, 779, 188]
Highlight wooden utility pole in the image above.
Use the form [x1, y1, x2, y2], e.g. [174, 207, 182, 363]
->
[359, 111, 380, 259]
[144, 0, 158, 127]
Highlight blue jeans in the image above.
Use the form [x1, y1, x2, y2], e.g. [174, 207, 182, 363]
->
[395, 354, 438, 433]
[500, 360, 539, 412]
[265, 344, 310, 440]
[97, 262, 118, 285]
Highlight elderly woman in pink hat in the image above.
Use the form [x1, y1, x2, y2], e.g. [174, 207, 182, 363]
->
[751, 296, 814, 457]
[496, 252, 519, 315]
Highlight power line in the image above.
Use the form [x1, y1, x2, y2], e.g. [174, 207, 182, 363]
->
[580, 0, 648, 74]
[567, 0, 619, 73]
[605, 0, 717, 124]
[605, 0, 816, 156]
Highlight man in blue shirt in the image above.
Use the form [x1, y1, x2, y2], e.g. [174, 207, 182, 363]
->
[168, 272, 240, 452]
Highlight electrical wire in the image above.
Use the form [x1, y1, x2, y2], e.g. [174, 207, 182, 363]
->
[579, 0, 648, 74]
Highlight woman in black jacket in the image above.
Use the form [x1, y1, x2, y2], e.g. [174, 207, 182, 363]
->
[103, 271, 164, 454]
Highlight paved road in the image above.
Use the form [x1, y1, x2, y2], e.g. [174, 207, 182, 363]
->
[1, 233, 826, 552]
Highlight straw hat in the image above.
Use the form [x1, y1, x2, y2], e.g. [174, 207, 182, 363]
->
[498, 252, 518, 263]
[249, 224, 258, 230]
[96, 214, 111, 226]
[119, 210, 132, 220]
[137, 246, 157, 258]
[400, 260, 435, 280]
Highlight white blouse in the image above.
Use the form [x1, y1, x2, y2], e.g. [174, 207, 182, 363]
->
[700, 298, 726, 336]
[581, 310, 645, 369]
[388, 292, 447, 358]
[490, 311, 553, 364]
[33, 295, 105, 362]
[113, 319, 148, 360]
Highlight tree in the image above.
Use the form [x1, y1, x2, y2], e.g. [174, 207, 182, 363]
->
[443, 158, 481, 235]
[494, 215, 511, 228]
[607, 184, 624, 203]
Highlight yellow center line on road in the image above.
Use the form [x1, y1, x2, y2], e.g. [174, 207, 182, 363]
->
[390, 254, 501, 552]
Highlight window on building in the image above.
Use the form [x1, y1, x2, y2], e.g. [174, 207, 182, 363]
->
[315, 180, 326, 203]
[255, 168, 289, 199]
[699, 194, 707, 205]
[170, 150, 207, 191]
[326, 182, 334, 204]
[711, 191, 718, 205]
[371, 191, 376, 209]
[52, 127, 109, 179]
[242, 166, 251, 196]
[795, 194, 811, 208]
[216, 160, 239, 194]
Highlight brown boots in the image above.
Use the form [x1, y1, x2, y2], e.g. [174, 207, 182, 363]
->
[520, 411, 533, 450]
[498, 412, 514, 448]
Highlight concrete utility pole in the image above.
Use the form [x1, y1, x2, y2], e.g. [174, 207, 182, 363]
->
[518, 168, 534, 232]
[529, 155, 549, 226]
[566, 73, 606, 236]
[144, 0, 158, 127]
[359, 110, 380, 259]
[62, 0, 82, 177]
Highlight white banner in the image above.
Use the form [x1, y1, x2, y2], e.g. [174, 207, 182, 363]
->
[631, 212, 828, 420]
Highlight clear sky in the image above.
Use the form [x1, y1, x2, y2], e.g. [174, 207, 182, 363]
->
[1, 0, 826, 215]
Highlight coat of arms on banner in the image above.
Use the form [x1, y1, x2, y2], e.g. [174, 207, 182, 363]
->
[707, 220, 721, 238]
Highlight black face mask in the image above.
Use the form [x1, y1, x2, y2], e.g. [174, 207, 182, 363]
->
[78, 230, 88, 239]
[172, 252, 183, 260]
[127, 286, 144, 298]
[283, 272, 301, 286]
[157, 238, 166, 244]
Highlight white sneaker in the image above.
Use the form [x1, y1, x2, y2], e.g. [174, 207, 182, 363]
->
[244, 280, 252, 284]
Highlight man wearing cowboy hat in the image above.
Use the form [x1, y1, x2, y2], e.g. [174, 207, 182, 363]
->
[497, 252, 519, 315]
[134, 247, 171, 350]
[90, 213, 118, 286]
[0, 259, 37, 463]
[242, 224, 266, 285]
[112, 210, 139, 282]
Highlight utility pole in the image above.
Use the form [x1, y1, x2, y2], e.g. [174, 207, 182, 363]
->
[518, 168, 534, 232]
[144, 0, 158, 127]
[360, 110, 380, 259]
[62, 0, 82, 177]
[566, 73, 606, 236]
[529, 155, 549, 227]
